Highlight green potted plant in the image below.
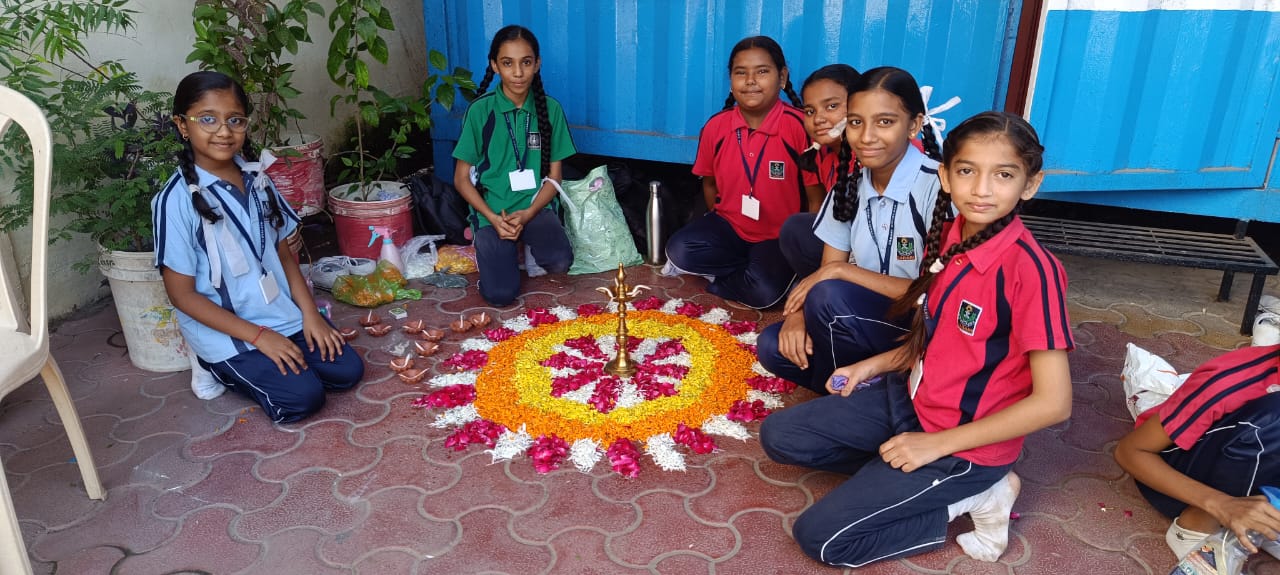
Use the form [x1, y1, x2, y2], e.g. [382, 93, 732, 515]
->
[187, 0, 327, 217]
[324, 0, 472, 260]
[0, 0, 190, 372]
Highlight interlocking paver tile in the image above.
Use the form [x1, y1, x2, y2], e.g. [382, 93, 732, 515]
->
[188, 410, 300, 459]
[1016, 429, 1123, 486]
[235, 470, 362, 541]
[419, 454, 545, 519]
[256, 420, 379, 481]
[592, 463, 713, 502]
[153, 452, 281, 518]
[113, 507, 261, 575]
[29, 485, 175, 560]
[1007, 514, 1147, 574]
[353, 549, 421, 575]
[1058, 476, 1165, 552]
[37, 544, 124, 575]
[423, 508, 552, 574]
[336, 436, 460, 498]
[239, 528, 347, 575]
[546, 528, 648, 574]
[717, 510, 821, 574]
[689, 456, 808, 522]
[4, 414, 126, 474]
[11, 462, 103, 527]
[319, 487, 456, 565]
[99, 432, 206, 492]
[509, 471, 635, 541]
[609, 491, 735, 565]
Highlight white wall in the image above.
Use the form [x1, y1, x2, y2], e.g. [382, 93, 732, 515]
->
[2, 0, 429, 321]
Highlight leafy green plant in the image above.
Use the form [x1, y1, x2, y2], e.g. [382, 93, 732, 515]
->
[0, 0, 178, 260]
[187, 0, 322, 149]
[325, 0, 472, 199]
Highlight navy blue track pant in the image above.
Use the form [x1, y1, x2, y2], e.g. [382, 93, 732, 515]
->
[761, 376, 1010, 567]
[1137, 392, 1280, 518]
[473, 209, 573, 306]
[757, 279, 910, 394]
[665, 212, 796, 309]
[778, 212, 824, 279]
[200, 330, 364, 423]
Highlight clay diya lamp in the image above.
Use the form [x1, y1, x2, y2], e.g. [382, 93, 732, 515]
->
[402, 319, 427, 334]
[413, 341, 440, 357]
[364, 324, 393, 337]
[338, 327, 360, 341]
[358, 310, 381, 327]
[421, 328, 446, 342]
[450, 314, 471, 333]
[389, 354, 414, 372]
[397, 368, 429, 385]
[467, 312, 492, 329]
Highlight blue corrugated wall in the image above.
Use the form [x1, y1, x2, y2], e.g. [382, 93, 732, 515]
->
[424, 0, 1019, 167]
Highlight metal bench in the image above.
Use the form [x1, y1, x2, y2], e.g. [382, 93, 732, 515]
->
[1021, 215, 1279, 336]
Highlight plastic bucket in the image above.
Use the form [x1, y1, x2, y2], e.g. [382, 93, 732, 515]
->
[265, 135, 325, 217]
[98, 248, 189, 372]
[328, 181, 413, 260]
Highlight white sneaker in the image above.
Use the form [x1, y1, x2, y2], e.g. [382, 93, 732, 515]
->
[189, 353, 225, 400]
[1165, 518, 1211, 560]
[525, 244, 547, 278]
[1254, 311, 1280, 347]
[659, 260, 715, 283]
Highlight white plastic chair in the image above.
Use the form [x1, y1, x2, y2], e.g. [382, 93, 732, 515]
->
[0, 86, 105, 574]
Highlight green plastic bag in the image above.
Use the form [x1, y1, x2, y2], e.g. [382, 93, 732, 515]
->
[559, 165, 642, 274]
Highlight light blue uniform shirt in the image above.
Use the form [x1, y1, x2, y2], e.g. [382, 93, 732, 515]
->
[151, 158, 302, 363]
[812, 145, 942, 280]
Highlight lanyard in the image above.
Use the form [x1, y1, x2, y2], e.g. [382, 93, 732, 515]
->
[213, 181, 269, 268]
[735, 128, 770, 197]
[864, 196, 899, 275]
[921, 262, 973, 346]
[503, 111, 532, 172]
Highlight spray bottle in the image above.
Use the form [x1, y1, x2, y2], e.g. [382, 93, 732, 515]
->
[368, 226, 404, 273]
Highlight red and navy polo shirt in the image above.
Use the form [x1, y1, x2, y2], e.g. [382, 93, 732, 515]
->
[914, 215, 1074, 466]
[692, 99, 810, 242]
[1137, 344, 1280, 449]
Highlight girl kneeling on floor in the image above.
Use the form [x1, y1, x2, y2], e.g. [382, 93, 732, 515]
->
[154, 71, 364, 423]
[761, 111, 1073, 567]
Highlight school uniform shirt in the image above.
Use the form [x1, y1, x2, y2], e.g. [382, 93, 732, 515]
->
[913, 215, 1074, 466]
[693, 99, 810, 243]
[811, 145, 941, 278]
[1136, 344, 1280, 449]
[151, 160, 303, 364]
[452, 87, 577, 228]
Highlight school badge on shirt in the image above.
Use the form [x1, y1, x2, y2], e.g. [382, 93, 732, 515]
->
[896, 237, 916, 261]
[527, 132, 542, 150]
[957, 300, 983, 336]
[769, 160, 785, 179]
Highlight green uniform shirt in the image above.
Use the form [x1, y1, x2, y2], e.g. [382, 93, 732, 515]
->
[452, 87, 576, 228]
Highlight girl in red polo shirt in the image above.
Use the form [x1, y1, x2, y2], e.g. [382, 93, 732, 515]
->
[761, 111, 1073, 567]
[663, 36, 816, 309]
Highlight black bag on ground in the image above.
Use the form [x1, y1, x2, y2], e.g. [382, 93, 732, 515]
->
[404, 168, 470, 245]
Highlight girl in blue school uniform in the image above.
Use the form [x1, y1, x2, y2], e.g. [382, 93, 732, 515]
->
[757, 67, 944, 394]
[779, 63, 863, 278]
[452, 25, 577, 307]
[663, 36, 818, 309]
[154, 71, 364, 423]
[762, 111, 1074, 567]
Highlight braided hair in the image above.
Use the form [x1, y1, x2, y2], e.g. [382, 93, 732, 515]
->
[888, 111, 1045, 364]
[797, 64, 861, 174]
[171, 71, 284, 229]
[720, 36, 802, 110]
[831, 67, 941, 222]
[474, 25, 553, 182]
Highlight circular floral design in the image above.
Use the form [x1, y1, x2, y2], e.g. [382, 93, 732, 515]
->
[414, 299, 796, 477]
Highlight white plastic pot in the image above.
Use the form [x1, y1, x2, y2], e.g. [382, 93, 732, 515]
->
[98, 247, 189, 372]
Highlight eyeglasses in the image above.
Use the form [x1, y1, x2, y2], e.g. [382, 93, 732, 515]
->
[180, 114, 251, 134]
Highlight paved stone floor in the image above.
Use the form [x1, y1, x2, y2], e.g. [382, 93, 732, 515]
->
[4, 255, 1279, 574]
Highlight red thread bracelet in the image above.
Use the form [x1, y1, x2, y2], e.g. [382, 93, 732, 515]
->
[250, 325, 268, 345]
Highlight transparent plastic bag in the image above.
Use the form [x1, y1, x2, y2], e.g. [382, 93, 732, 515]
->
[399, 234, 446, 279]
[558, 165, 642, 274]
[332, 260, 420, 307]
[435, 244, 478, 275]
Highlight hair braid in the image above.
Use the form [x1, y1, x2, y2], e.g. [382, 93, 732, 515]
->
[831, 141, 861, 222]
[722, 92, 736, 110]
[782, 78, 802, 107]
[179, 139, 221, 224]
[475, 68, 495, 97]
[532, 74, 552, 180]
[919, 123, 943, 162]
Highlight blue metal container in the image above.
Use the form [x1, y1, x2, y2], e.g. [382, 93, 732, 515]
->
[424, 0, 1020, 166]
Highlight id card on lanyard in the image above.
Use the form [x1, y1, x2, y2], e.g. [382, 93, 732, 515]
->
[504, 111, 537, 191]
[865, 197, 898, 276]
[219, 182, 280, 304]
[735, 128, 769, 220]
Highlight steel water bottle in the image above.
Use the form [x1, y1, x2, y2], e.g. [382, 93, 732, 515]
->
[645, 180, 665, 265]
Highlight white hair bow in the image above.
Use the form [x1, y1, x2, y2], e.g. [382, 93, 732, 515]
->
[919, 86, 960, 151]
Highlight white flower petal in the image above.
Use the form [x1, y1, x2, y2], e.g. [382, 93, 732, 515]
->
[735, 331, 759, 346]
[747, 390, 785, 409]
[428, 372, 478, 388]
[487, 425, 533, 462]
[660, 298, 685, 314]
[616, 382, 645, 408]
[431, 404, 479, 428]
[461, 338, 495, 351]
[753, 362, 774, 376]
[699, 308, 730, 325]
[569, 439, 603, 473]
[502, 315, 534, 332]
[549, 305, 578, 321]
[701, 415, 751, 440]
[644, 433, 686, 471]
